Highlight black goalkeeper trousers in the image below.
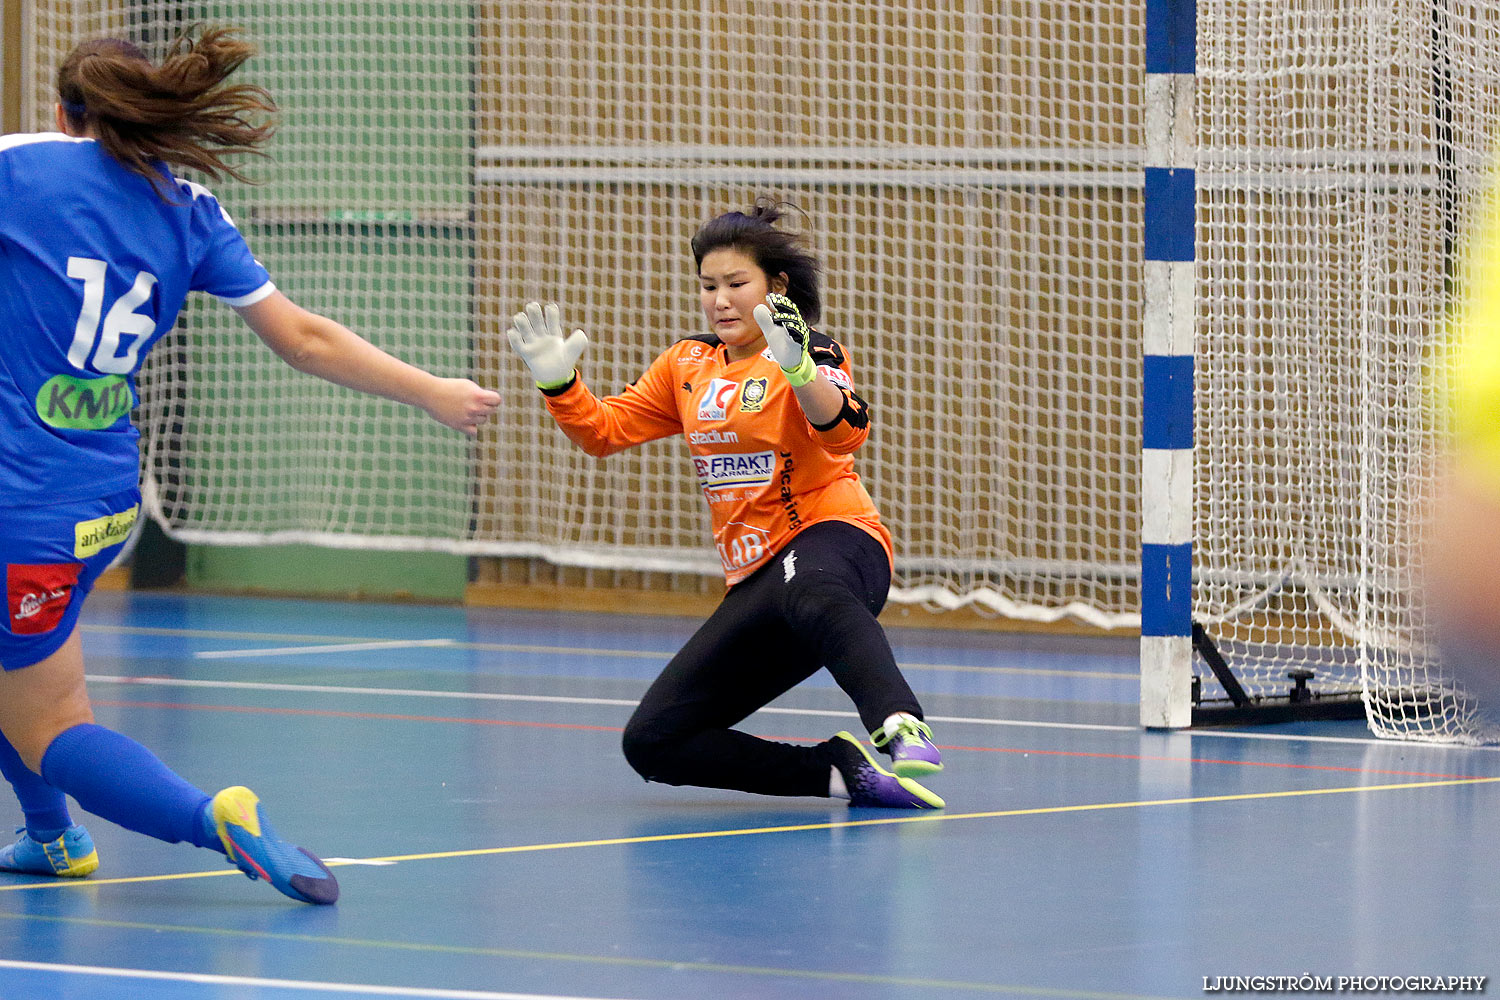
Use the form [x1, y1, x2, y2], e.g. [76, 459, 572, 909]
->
[621, 520, 924, 798]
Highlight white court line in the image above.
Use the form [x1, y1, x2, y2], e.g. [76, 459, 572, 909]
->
[86, 674, 1128, 731]
[0, 959, 626, 1000]
[84, 674, 1500, 749]
[195, 639, 458, 660]
[1184, 728, 1500, 749]
[88, 675, 642, 708]
[80, 623, 1136, 678]
[84, 625, 671, 661]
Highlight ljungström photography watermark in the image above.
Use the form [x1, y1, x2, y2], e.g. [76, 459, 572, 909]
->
[1203, 976, 1487, 994]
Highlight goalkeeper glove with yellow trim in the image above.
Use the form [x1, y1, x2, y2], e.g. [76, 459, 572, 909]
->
[752, 292, 817, 387]
[506, 301, 588, 390]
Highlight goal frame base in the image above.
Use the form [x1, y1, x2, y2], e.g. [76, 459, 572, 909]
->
[1188, 621, 1368, 727]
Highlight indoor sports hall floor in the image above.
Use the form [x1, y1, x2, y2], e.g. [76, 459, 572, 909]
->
[1, 590, 1497, 1000]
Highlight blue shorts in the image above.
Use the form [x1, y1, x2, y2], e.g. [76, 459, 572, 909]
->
[0, 488, 140, 670]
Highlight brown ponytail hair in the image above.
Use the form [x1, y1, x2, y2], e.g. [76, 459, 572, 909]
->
[56, 25, 277, 200]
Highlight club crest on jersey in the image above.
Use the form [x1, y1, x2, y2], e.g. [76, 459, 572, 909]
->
[739, 378, 768, 412]
[697, 378, 739, 422]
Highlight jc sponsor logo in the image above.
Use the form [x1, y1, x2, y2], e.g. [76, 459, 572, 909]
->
[6, 562, 83, 636]
[697, 379, 739, 422]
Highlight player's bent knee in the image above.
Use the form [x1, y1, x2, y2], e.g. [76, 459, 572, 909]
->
[10, 703, 94, 775]
[620, 724, 659, 779]
[0, 695, 94, 774]
[621, 725, 687, 784]
[7, 720, 78, 774]
[780, 575, 864, 630]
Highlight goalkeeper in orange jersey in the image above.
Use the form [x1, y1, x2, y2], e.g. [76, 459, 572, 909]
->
[506, 199, 945, 807]
[1430, 178, 1500, 733]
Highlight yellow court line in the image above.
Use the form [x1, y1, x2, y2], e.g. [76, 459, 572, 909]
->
[359, 774, 1500, 864]
[4, 774, 1497, 893]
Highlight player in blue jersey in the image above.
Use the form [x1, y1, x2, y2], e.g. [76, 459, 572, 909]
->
[0, 27, 501, 902]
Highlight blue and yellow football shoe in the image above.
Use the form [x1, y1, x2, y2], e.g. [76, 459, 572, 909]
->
[210, 786, 339, 904]
[0, 824, 99, 877]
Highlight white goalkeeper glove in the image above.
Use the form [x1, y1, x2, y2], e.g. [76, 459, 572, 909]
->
[506, 301, 588, 390]
[752, 292, 817, 387]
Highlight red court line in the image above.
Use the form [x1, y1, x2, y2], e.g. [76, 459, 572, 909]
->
[92, 698, 1494, 781]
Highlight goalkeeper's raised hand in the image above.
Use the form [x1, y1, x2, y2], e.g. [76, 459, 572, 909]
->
[752, 292, 817, 387]
[507, 301, 588, 390]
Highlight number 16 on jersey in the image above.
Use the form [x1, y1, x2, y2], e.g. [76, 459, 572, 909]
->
[65, 256, 159, 374]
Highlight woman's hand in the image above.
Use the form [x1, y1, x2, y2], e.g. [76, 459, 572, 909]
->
[423, 378, 501, 436]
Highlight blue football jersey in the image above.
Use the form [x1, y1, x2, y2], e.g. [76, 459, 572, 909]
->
[0, 133, 274, 506]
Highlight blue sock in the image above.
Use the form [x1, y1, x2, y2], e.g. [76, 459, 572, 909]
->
[0, 727, 72, 840]
[40, 724, 221, 852]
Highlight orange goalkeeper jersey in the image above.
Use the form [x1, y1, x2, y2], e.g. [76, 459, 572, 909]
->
[543, 332, 892, 586]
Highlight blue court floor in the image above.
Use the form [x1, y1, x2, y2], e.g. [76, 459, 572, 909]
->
[1, 590, 1497, 1000]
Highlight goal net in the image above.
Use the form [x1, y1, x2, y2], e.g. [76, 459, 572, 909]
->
[17, 2, 1500, 740]
[22, 1, 1143, 629]
[1196, 2, 1500, 741]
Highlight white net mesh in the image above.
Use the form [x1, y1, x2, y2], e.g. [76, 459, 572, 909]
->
[24, 1, 1144, 628]
[1197, 1, 1500, 740]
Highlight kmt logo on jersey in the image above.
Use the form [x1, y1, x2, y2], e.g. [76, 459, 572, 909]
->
[696, 378, 739, 422]
[36, 373, 133, 430]
[7, 562, 83, 636]
[692, 450, 776, 492]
